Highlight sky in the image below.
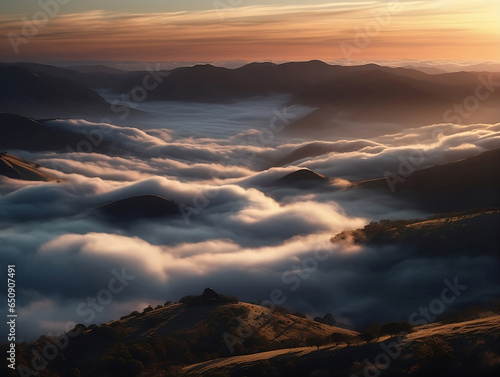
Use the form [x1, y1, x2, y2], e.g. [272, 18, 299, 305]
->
[0, 0, 499, 63]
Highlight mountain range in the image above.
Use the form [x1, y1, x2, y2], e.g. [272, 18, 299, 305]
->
[2, 61, 499, 135]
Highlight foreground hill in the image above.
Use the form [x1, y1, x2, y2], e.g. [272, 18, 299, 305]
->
[183, 314, 500, 377]
[0, 290, 356, 377]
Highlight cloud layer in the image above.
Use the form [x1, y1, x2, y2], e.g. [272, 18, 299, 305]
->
[1, 96, 500, 340]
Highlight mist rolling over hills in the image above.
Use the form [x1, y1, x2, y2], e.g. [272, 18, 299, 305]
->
[1, 0, 500, 375]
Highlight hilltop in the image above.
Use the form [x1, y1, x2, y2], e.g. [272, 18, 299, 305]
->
[0, 290, 356, 377]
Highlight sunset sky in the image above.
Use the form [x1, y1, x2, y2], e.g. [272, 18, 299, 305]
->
[1, 0, 499, 63]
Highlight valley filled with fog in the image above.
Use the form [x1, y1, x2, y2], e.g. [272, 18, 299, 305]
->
[2, 78, 499, 340]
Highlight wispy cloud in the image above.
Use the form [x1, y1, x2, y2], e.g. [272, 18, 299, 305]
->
[0, 1, 498, 61]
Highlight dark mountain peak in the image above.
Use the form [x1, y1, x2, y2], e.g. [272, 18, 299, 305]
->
[273, 168, 330, 189]
[279, 59, 330, 68]
[240, 61, 277, 69]
[360, 62, 384, 69]
[94, 194, 181, 222]
[236, 61, 278, 74]
[280, 168, 329, 182]
[0, 63, 117, 118]
[186, 63, 225, 72]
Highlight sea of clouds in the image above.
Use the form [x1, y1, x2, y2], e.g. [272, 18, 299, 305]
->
[1, 96, 500, 339]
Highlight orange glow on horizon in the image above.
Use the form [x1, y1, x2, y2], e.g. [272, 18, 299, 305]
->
[0, 1, 498, 63]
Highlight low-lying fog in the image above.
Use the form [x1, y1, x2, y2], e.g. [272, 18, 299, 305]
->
[1, 96, 499, 340]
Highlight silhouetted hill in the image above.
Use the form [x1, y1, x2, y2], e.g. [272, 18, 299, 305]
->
[183, 315, 500, 377]
[93, 195, 181, 222]
[332, 208, 500, 257]
[112, 63, 271, 103]
[0, 64, 113, 117]
[0, 64, 144, 119]
[0, 291, 357, 377]
[356, 148, 500, 212]
[273, 169, 330, 188]
[110, 61, 431, 103]
[287, 69, 500, 136]
[0, 113, 115, 153]
[106, 60, 500, 136]
[16, 62, 148, 89]
[0, 152, 59, 182]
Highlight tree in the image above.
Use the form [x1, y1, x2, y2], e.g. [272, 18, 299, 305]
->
[359, 329, 377, 343]
[380, 322, 413, 338]
[330, 332, 353, 346]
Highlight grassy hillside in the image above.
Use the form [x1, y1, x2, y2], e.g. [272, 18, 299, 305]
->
[0, 291, 356, 377]
[182, 314, 500, 377]
[331, 208, 500, 256]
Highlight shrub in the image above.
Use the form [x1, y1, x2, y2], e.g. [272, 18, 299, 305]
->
[330, 332, 354, 346]
[359, 329, 377, 343]
[414, 336, 455, 365]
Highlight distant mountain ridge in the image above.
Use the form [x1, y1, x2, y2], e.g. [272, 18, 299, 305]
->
[356, 148, 500, 212]
[2, 60, 499, 135]
[106, 60, 500, 135]
[0, 64, 143, 119]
